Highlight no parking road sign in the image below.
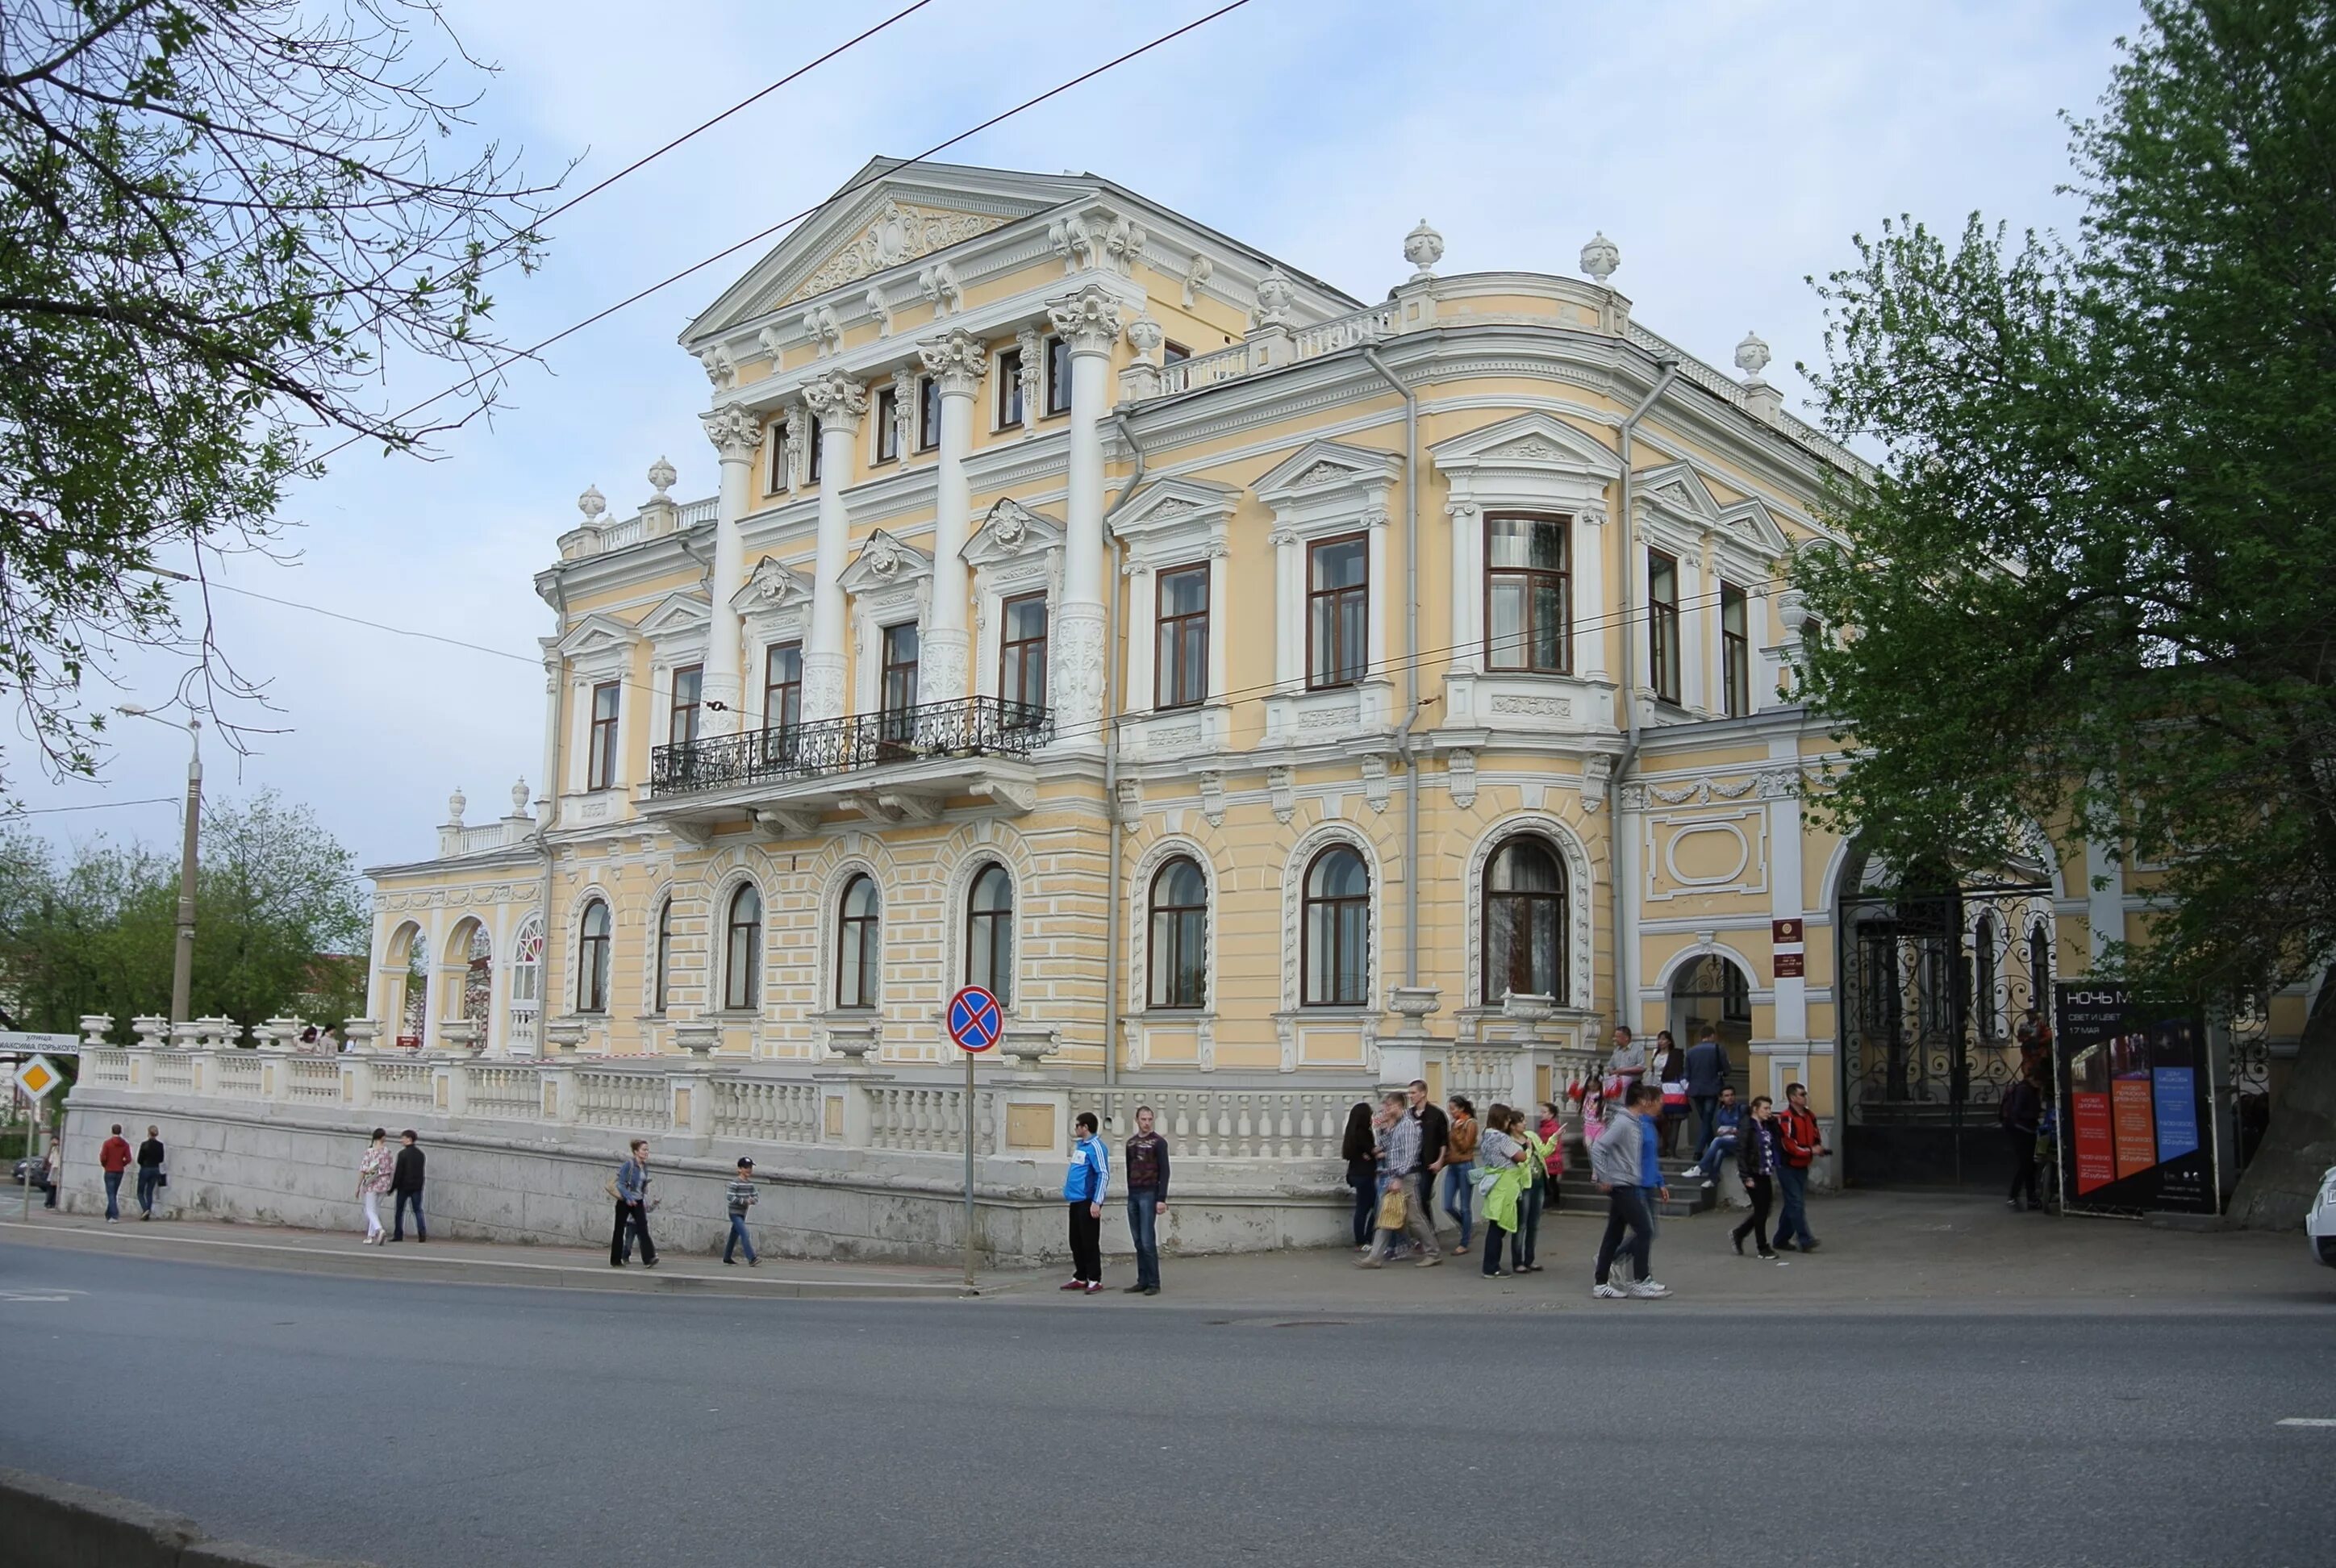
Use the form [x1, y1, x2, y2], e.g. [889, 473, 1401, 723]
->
[947, 986, 1003, 1053]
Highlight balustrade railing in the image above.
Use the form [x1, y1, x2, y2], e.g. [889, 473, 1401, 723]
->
[286, 1058, 342, 1103]
[464, 1065, 543, 1120]
[371, 1061, 436, 1111]
[84, 1049, 133, 1086]
[575, 1070, 666, 1129]
[711, 1079, 822, 1144]
[215, 1054, 265, 1098]
[1110, 1086, 1358, 1159]
[866, 1085, 994, 1156]
[649, 695, 1052, 799]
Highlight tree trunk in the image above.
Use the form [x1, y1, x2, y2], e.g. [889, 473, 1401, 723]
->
[2229, 970, 2336, 1229]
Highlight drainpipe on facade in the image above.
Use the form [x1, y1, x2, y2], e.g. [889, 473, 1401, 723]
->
[537, 573, 569, 1054]
[1609, 357, 1680, 1034]
[1360, 347, 1422, 990]
[1099, 411, 1149, 1126]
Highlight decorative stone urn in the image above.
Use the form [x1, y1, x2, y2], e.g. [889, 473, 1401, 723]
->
[79, 1015, 114, 1049]
[671, 1021, 721, 1059]
[544, 1018, 587, 1055]
[341, 1019, 382, 1053]
[824, 1021, 881, 1065]
[1500, 992, 1556, 1040]
[999, 1022, 1058, 1071]
[170, 1020, 205, 1049]
[438, 1020, 483, 1056]
[131, 1015, 168, 1049]
[195, 1015, 238, 1050]
[1385, 986, 1442, 1040]
[261, 1015, 302, 1052]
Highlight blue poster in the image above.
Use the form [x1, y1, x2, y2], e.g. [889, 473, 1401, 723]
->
[2152, 1066, 2199, 1162]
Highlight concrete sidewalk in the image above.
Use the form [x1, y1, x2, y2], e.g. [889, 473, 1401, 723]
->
[6, 1191, 2330, 1313]
[0, 1208, 974, 1299]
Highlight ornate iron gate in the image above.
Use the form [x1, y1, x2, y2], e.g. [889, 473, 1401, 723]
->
[1838, 880, 2056, 1186]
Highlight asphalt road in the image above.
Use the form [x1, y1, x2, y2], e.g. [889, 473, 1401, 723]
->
[3, 1244, 2333, 1568]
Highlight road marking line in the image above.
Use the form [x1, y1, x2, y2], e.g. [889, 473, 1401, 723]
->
[2276, 1418, 2336, 1427]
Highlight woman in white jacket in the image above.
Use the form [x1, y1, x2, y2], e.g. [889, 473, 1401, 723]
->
[355, 1128, 394, 1245]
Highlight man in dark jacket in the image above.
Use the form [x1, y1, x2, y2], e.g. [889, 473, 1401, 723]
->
[134, 1125, 165, 1220]
[1407, 1078, 1449, 1246]
[1683, 1027, 1731, 1153]
[1123, 1106, 1172, 1296]
[389, 1130, 428, 1242]
[2000, 1074, 2045, 1211]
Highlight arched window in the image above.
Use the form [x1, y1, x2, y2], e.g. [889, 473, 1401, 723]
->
[1482, 835, 1566, 1004]
[508, 915, 543, 1049]
[965, 864, 1015, 1004]
[1300, 845, 1370, 1007]
[578, 899, 611, 1014]
[460, 921, 493, 1026]
[652, 899, 675, 1014]
[836, 874, 880, 1009]
[1148, 857, 1208, 1010]
[724, 885, 762, 1011]
[1974, 911, 2000, 1039]
[396, 926, 428, 1047]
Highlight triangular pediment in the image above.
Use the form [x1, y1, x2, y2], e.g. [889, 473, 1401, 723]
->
[634, 591, 711, 643]
[552, 611, 640, 659]
[837, 528, 933, 594]
[1633, 461, 1724, 523]
[1714, 496, 1794, 557]
[1108, 476, 1241, 540]
[1432, 411, 1620, 477]
[1254, 440, 1404, 504]
[730, 556, 811, 615]
[964, 498, 1064, 567]
[682, 160, 1097, 347]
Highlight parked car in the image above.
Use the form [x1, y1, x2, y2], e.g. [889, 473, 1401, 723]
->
[2309, 1164, 2336, 1269]
[11, 1153, 49, 1191]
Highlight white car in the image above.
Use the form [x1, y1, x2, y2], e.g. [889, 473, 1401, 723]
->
[2309, 1165, 2336, 1269]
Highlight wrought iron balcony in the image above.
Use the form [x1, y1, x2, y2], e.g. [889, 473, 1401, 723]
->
[648, 696, 1053, 799]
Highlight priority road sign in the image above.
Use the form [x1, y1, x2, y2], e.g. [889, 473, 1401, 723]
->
[946, 986, 1002, 1053]
[13, 1055, 61, 1100]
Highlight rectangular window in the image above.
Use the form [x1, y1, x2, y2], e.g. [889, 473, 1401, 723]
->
[1162, 341, 1191, 365]
[999, 593, 1049, 713]
[872, 386, 899, 464]
[917, 375, 941, 451]
[1485, 515, 1570, 673]
[1721, 582, 1750, 717]
[879, 621, 920, 736]
[767, 423, 788, 492]
[1155, 564, 1209, 710]
[806, 414, 824, 482]
[586, 681, 620, 791]
[1045, 335, 1072, 416]
[1307, 535, 1369, 690]
[762, 641, 802, 734]
[996, 348, 1024, 428]
[668, 664, 702, 748]
[1647, 548, 1680, 705]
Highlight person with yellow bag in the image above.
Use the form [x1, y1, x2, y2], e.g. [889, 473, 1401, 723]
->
[1475, 1106, 1533, 1278]
[1358, 1091, 1441, 1267]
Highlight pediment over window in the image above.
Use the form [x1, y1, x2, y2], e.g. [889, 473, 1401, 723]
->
[553, 611, 642, 661]
[1633, 461, 1795, 557]
[729, 556, 811, 615]
[837, 528, 934, 594]
[634, 591, 711, 645]
[963, 498, 1064, 569]
[1254, 440, 1404, 507]
[1109, 476, 1241, 541]
[1431, 411, 1621, 480]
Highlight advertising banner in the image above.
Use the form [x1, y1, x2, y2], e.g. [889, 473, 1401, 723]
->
[2054, 983, 2217, 1216]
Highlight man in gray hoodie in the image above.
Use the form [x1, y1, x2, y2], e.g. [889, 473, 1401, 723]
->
[1589, 1082, 1671, 1299]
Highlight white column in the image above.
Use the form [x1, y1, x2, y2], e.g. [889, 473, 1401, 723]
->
[918, 330, 987, 702]
[799, 373, 866, 722]
[1616, 786, 1644, 1031]
[1124, 554, 1155, 713]
[1047, 286, 1122, 739]
[1448, 499, 1479, 674]
[1205, 542, 1230, 706]
[1767, 745, 1808, 1041]
[699, 406, 761, 734]
[1272, 528, 1302, 690]
[1575, 506, 1608, 681]
[1679, 534, 1708, 713]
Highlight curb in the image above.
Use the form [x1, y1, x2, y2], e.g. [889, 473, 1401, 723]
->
[1, 1465, 378, 1567]
[0, 1220, 976, 1299]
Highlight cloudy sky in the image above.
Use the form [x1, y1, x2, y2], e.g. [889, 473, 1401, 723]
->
[11, 0, 2134, 874]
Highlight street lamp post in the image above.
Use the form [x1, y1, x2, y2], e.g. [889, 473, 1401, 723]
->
[118, 707, 202, 1024]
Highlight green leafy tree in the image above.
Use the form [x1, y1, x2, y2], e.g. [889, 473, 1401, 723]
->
[0, 2, 557, 787]
[1794, 0, 2336, 1225]
[0, 790, 367, 1035]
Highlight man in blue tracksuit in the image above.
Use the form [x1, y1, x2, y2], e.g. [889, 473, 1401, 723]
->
[1589, 1082, 1674, 1299]
[1062, 1111, 1109, 1295]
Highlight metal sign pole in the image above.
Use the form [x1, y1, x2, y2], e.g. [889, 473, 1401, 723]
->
[963, 1048, 977, 1291]
[19, 1089, 36, 1220]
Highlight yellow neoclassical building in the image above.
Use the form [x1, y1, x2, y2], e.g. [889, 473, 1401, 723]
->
[361, 156, 2190, 1191]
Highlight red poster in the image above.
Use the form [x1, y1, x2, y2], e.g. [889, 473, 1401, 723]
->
[2072, 1091, 2116, 1195]
[2112, 1078, 2157, 1181]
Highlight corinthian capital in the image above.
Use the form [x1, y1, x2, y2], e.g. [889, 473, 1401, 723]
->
[918, 328, 989, 397]
[800, 371, 867, 432]
[1047, 284, 1124, 356]
[700, 403, 762, 463]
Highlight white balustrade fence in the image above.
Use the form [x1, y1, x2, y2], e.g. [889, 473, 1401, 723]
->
[575, 1070, 665, 1129]
[464, 1065, 542, 1120]
[711, 1079, 821, 1145]
[370, 1061, 436, 1111]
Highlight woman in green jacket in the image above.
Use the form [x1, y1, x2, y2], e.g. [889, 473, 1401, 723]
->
[1475, 1105, 1533, 1278]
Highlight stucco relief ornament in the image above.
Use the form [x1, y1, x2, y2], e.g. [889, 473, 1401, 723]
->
[699, 344, 735, 390]
[1047, 285, 1124, 354]
[867, 538, 902, 578]
[807, 305, 845, 357]
[1580, 231, 1621, 286]
[991, 507, 1025, 547]
[1048, 213, 1095, 272]
[1252, 268, 1298, 330]
[918, 261, 962, 315]
[1103, 215, 1148, 276]
[647, 455, 676, 498]
[577, 484, 607, 522]
[1181, 253, 1213, 307]
[700, 404, 761, 461]
[1403, 219, 1444, 282]
[918, 328, 987, 394]
[864, 286, 894, 336]
[801, 372, 868, 431]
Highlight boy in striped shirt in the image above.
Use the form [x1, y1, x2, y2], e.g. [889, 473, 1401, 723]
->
[723, 1157, 761, 1266]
